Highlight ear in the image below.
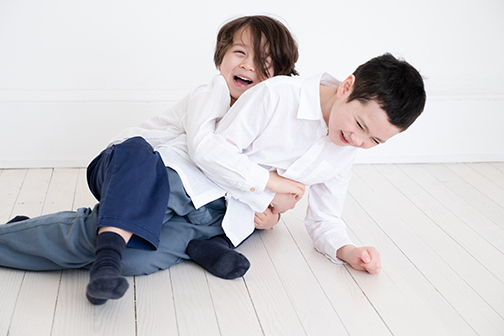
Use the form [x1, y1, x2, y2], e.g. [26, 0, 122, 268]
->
[336, 75, 355, 98]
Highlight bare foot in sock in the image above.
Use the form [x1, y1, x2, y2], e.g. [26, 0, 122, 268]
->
[186, 236, 250, 279]
[86, 232, 129, 305]
[86, 272, 129, 305]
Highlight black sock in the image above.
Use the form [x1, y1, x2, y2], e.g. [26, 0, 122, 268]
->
[186, 235, 250, 279]
[86, 232, 129, 305]
[6, 215, 30, 224]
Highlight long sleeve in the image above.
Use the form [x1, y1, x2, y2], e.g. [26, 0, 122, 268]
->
[305, 172, 354, 264]
[188, 83, 275, 212]
[109, 75, 230, 152]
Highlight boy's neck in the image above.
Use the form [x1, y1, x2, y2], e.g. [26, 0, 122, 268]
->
[319, 84, 339, 125]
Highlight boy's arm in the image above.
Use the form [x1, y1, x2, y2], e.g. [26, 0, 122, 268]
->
[305, 174, 354, 263]
[188, 84, 270, 200]
[184, 75, 231, 157]
[188, 84, 302, 212]
[108, 96, 189, 148]
[108, 76, 228, 149]
[306, 176, 381, 274]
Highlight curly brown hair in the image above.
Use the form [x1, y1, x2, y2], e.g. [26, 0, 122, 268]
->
[214, 15, 299, 79]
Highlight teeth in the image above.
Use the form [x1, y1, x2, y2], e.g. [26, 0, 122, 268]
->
[236, 75, 252, 83]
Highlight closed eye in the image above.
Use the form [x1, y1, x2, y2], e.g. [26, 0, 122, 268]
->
[358, 120, 381, 145]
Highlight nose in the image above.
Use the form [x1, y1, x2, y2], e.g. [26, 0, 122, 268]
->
[240, 56, 255, 72]
[350, 133, 364, 147]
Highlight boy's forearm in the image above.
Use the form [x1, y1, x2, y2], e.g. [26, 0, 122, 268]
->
[189, 116, 271, 202]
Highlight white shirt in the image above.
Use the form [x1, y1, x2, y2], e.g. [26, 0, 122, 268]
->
[190, 73, 357, 263]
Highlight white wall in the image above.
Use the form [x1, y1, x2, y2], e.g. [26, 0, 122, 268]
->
[0, 0, 503, 167]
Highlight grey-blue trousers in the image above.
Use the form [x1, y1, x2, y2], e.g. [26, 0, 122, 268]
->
[0, 170, 226, 277]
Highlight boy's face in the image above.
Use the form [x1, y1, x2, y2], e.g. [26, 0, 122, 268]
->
[327, 76, 401, 149]
[218, 28, 273, 105]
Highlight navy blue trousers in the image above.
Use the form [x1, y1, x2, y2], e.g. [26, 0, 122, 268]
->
[87, 137, 170, 250]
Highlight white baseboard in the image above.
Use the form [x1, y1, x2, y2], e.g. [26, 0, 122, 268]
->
[1, 90, 503, 168]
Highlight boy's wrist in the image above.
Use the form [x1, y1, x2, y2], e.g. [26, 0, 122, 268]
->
[336, 244, 356, 262]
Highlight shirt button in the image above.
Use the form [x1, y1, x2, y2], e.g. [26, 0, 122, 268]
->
[250, 187, 256, 192]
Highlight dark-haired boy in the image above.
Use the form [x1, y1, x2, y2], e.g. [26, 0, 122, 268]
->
[188, 53, 426, 274]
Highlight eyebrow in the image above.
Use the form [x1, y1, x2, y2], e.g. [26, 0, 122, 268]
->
[231, 43, 246, 49]
[360, 119, 386, 144]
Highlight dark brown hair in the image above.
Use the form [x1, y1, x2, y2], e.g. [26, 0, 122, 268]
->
[214, 15, 299, 78]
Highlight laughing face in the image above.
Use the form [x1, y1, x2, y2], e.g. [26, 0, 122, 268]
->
[326, 76, 401, 149]
[218, 27, 273, 105]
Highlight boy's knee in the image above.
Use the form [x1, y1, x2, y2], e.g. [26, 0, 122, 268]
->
[115, 137, 165, 173]
[118, 137, 154, 156]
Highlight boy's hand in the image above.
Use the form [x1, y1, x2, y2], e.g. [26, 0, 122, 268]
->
[266, 172, 305, 198]
[336, 245, 381, 275]
[269, 192, 300, 214]
[254, 207, 280, 230]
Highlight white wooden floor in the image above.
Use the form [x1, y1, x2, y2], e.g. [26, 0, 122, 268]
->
[0, 163, 503, 336]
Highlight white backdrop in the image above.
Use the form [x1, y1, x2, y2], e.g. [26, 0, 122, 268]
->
[0, 0, 503, 167]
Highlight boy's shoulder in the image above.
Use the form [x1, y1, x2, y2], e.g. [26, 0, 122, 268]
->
[187, 75, 230, 102]
[191, 75, 228, 95]
[262, 74, 305, 88]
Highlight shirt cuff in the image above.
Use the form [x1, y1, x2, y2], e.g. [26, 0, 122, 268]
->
[314, 245, 346, 264]
[245, 165, 270, 194]
[237, 188, 275, 212]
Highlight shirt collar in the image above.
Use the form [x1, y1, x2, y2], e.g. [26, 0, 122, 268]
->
[298, 73, 340, 122]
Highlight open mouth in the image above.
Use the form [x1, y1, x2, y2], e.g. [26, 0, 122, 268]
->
[340, 131, 349, 144]
[234, 75, 253, 86]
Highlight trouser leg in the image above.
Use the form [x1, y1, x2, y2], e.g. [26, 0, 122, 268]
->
[120, 170, 227, 276]
[84, 137, 170, 303]
[0, 172, 227, 276]
[87, 136, 170, 250]
[0, 206, 99, 270]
